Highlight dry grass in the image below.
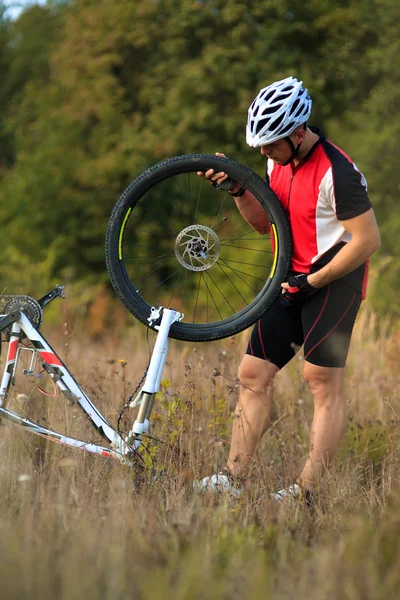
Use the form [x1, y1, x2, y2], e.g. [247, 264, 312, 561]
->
[1, 303, 400, 599]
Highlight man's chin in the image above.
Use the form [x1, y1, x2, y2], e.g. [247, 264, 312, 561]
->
[265, 157, 285, 166]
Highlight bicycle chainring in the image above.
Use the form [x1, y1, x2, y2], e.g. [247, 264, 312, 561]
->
[1, 295, 43, 340]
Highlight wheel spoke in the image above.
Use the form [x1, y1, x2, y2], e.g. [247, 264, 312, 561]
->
[219, 258, 266, 285]
[187, 172, 193, 224]
[165, 269, 187, 308]
[212, 196, 264, 231]
[201, 272, 223, 321]
[211, 207, 239, 231]
[218, 258, 261, 291]
[219, 243, 272, 253]
[131, 264, 166, 287]
[222, 258, 269, 268]
[157, 179, 191, 223]
[222, 229, 272, 244]
[192, 272, 202, 324]
[206, 269, 236, 315]
[209, 193, 235, 229]
[141, 267, 185, 299]
[215, 261, 249, 305]
[194, 175, 203, 224]
[124, 251, 174, 263]
[219, 207, 269, 243]
[179, 271, 189, 314]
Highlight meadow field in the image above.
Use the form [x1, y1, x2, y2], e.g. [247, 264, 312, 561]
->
[0, 303, 399, 600]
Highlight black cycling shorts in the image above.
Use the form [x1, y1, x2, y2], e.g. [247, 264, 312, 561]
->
[246, 279, 362, 369]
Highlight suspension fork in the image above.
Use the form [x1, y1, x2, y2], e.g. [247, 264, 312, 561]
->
[126, 307, 183, 450]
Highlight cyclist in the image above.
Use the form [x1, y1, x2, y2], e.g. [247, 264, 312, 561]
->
[196, 76, 381, 501]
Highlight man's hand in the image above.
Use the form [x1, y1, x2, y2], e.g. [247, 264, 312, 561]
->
[281, 273, 319, 295]
[197, 152, 243, 195]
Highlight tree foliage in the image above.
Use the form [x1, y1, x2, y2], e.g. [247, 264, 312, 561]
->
[0, 0, 398, 313]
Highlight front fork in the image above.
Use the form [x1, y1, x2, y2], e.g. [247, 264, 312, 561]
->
[125, 307, 183, 450]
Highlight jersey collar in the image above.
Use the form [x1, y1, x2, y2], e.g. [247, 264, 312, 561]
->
[293, 126, 325, 167]
[309, 125, 325, 140]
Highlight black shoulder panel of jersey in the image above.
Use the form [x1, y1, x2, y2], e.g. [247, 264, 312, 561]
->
[322, 140, 372, 221]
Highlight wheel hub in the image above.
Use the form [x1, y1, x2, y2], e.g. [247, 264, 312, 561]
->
[175, 225, 220, 271]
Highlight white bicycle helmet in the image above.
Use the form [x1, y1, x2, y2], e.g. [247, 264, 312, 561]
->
[246, 76, 312, 148]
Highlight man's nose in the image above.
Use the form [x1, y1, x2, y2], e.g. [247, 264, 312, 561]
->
[260, 145, 271, 155]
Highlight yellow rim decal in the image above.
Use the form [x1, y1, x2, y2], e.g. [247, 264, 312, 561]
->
[270, 223, 278, 278]
[118, 208, 132, 260]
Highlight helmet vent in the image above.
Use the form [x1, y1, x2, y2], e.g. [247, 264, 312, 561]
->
[269, 113, 285, 131]
[279, 121, 296, 135]
[261, 106, 279, 116]
[255, 118, 268, 134]
[290, 98, 300, 114]
[274, 93, 292, 102]
[293, 104, 305, 118]
[263, 90, 275, 102]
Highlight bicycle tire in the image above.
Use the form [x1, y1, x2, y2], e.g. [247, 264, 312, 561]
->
[105, 154, 291, 342]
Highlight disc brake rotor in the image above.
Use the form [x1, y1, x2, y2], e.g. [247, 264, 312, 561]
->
[174, 224, 220, 272]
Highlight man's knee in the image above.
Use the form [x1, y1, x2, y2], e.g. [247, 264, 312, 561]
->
[238, 354, 278, 392]
[303, 362, 344, 402]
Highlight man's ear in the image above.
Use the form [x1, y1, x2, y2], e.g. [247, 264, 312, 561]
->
[293, 125, 306, 143]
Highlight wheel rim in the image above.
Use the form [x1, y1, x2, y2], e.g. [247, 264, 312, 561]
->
[116, 165, 280, 329]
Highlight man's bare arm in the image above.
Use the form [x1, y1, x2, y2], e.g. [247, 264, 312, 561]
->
[233, 192, 270, 235]
[307, 208, 381, 289]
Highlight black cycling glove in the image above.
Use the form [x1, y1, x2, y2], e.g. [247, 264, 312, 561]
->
[287, 273, 318, 295]
[210, 177, 246, 197]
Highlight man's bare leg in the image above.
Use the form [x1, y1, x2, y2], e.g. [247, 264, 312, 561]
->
[299, 362, 346, 491]
[227, 354, 279, 478]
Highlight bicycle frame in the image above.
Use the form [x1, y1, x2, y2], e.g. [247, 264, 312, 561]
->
[0, 290, 183, 464]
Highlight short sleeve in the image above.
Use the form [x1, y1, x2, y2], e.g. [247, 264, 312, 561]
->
[322, 142, 372, 221]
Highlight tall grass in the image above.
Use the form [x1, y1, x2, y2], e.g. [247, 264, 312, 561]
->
[0, 303, 399, 599]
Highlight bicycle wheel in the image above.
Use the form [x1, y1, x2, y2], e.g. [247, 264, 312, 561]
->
[106, 154, 291, 342]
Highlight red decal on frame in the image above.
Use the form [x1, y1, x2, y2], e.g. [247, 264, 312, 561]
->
[40, 352, 63, 366]
[8, 339, 19, 362]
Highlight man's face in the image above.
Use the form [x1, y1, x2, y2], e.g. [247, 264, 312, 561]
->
[259, 138, 293, 164]
[260, 127, 305, 164]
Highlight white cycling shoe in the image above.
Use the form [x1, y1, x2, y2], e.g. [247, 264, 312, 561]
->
[271, 483, 302, 502]
[271, 483, 315, 510]
[193, 471, 242, 497]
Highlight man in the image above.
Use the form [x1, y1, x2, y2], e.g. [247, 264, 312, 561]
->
[196, 76, 380, 500]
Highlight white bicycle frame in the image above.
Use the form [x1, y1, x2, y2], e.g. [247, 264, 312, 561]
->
[0, 295, 183, 464]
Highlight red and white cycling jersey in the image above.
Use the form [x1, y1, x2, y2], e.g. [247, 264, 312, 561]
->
[267, 127, 372, 296]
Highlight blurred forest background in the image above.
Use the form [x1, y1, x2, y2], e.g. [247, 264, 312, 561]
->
[0, 0, 398, 325]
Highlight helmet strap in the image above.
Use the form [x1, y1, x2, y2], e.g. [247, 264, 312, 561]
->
[282, 136, 301, 166]
[281, 124, 307, 166]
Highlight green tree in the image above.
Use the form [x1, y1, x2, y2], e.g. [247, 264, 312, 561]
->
[0, 2, 12, 170]
[329, 0, 400, 313]
[0, 0, 397, 315]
